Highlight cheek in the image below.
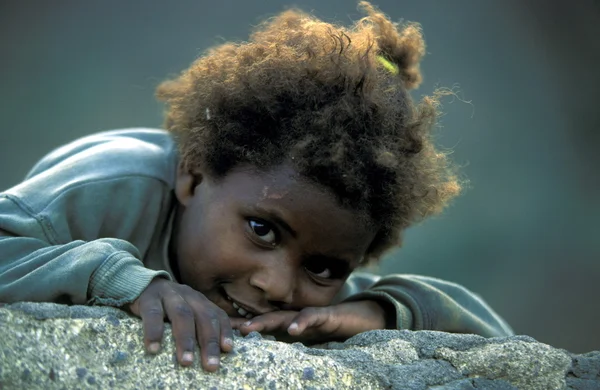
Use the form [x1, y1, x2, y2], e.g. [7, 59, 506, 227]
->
[176, 214, 253, 284]
[180, 205, 235, 259]
[294, 282, 341, 308]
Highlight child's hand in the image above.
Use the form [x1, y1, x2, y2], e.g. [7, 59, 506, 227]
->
[127, 278, 233, 372]
[233, 300, 388, 343]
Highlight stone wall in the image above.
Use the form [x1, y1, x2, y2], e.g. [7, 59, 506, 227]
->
[1, 303, 598, 389]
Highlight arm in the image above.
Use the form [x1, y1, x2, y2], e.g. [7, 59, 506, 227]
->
[337, 272, 514, 337]
[0, 181, 171, 306]
[0, 133, 175, 305]
[236, 271, 513, 342]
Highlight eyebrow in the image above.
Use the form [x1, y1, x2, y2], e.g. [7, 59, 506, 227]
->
[253, 205, 297, 238]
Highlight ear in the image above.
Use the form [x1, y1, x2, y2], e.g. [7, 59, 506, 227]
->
[174, 161, 201, 207]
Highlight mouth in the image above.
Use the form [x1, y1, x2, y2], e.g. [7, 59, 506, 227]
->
[221, 289, 258, 319]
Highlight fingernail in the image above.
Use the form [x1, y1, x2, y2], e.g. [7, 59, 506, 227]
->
[182, 352, 194, 363]
[242, 321, 252, 327]
[288, 322, 299, 332]
[224, 338, 233, 347]
[148, 342, 160, 354]
[208, 356, 219, 366]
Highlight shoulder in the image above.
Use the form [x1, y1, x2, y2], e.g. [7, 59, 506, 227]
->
[26, 128, 178, 184]
[5, 128, 179, 213]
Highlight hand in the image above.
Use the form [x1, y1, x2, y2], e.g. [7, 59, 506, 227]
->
[232, 300, 388, 343]
[128, 278, 233, 372]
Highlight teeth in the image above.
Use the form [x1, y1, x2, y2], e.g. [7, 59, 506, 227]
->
[232, 301, 252, 317]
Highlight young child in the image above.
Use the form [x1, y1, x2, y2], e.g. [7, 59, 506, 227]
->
[0, 2, 512, 372]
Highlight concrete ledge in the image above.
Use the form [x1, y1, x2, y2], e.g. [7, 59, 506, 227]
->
[1, 302, 598, 389]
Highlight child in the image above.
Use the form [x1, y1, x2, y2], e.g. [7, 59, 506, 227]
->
[0, 2, 512, 372]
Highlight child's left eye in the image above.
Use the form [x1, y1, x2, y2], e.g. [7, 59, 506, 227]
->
[248, 219, 277, 245]
[304, 258, 347, 280]
[305, 264, 332, 279]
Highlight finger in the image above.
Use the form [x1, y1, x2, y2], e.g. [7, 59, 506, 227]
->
[195, 309, 223, 372]
[287, 307, 331, 336]
[218, 312, 234, 352]
[240, 311, 297, 335]
[229, 317, 247, 329]
[163, 291, 197, 367]
[138, 293, 165, 354]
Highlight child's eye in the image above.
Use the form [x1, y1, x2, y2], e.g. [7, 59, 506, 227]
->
[303, 257, 351, 281]
[305, 263, 332, 279]
[248, 219, 277, 245]
[304, 257, 347, 280]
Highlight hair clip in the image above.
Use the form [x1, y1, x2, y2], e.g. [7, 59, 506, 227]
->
[376, 55, 399, 75]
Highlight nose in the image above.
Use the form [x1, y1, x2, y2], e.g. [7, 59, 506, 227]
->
[249, 258, 296, 305]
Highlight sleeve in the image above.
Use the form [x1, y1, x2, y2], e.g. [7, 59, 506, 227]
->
[0, 172, 172, 307]
[336, 272, 514, 338]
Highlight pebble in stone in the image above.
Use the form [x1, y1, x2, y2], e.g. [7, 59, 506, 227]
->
[21, 368, 31, 381]
[90, 322, 107, 333]
[110, 351, 128, 365]
[302, 367, 315, 380]
[76, 367, 87, 379]
[245, 331, 263, 340]
[105, 315, 120, 326]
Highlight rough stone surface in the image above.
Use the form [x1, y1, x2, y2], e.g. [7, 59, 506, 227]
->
[0, 303, 598, 389]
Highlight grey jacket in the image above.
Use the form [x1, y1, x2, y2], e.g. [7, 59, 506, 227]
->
[0, 129, 513, 337]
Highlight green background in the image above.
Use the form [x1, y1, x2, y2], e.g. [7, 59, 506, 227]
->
[1, 0, 599, 353]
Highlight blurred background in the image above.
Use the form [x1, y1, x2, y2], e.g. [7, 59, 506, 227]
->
[1, 0, 598, 353]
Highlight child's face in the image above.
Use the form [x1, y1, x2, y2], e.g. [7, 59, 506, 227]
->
[171, 164, 377, 319]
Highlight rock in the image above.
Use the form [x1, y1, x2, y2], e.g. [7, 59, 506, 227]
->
[0, 303, 597, 389]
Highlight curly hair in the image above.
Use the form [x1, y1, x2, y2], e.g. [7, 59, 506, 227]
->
[156, 1, 461, 260]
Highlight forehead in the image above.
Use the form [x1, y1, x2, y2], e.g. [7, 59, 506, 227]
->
[215, 164, 376, 256]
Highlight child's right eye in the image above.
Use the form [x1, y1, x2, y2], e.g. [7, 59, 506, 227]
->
[247, 219, 278, 245]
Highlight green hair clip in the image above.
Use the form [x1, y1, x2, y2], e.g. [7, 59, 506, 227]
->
[376, 55, 399, 75]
